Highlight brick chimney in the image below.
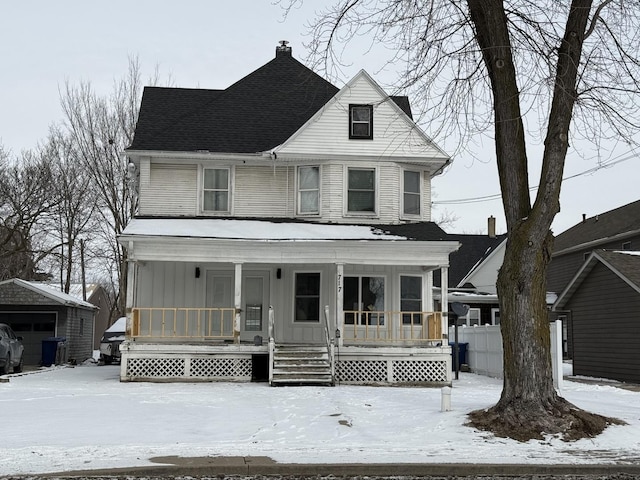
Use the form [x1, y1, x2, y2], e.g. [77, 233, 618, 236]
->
[276, 40, 292, 57]
[488, 216, 496, 238]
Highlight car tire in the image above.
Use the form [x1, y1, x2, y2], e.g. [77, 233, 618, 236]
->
[13, 355, 23, 373]
[1, 355, 10, 375]
[103, 355, 113, 365]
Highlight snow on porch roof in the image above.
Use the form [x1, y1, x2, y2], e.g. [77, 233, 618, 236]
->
[121, 218, 449, 241]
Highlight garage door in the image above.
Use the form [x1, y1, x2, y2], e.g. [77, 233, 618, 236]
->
[0, 312, 56, 365]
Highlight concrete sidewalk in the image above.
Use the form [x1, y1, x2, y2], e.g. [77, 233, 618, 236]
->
[49, 456, 640, 478]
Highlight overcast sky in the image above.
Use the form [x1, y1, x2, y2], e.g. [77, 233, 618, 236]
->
[1, 1, 638, 235]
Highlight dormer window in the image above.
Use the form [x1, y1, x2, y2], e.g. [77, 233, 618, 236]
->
[203, 167, 230, 212]
[349, 104, 373, 139]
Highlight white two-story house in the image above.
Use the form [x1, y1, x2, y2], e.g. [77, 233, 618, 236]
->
[119, 42, 459, 385]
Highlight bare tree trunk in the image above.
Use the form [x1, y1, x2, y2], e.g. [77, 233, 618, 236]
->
[466, 0, 621, 440]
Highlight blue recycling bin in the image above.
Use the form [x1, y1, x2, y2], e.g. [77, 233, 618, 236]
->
[42, 337, 66, 366]
[449, 342, 468, 369]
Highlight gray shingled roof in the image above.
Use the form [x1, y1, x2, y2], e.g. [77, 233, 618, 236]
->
[596, 250, 640, 291]
[554, 250, 640, 308]
[553, 199, 640, 253]
[433, 233, 506, 288]
[128, 47, 413, 154]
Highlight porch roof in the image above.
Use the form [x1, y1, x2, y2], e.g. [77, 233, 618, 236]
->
[121, 217, 449, 241]
[119, 218, 460, 266]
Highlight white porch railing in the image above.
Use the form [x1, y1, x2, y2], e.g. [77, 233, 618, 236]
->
[342, 310, 443, 344]
[131, 307, 236, 340]
[323, 305, 336, 382]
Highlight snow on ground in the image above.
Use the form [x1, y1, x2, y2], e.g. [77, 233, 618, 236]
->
[1, 363, 639, 476]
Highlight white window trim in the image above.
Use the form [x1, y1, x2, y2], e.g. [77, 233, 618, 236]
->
[401, 169, 422, 219]
[296, 165, 321, 216]
[491, 308, 500, 326]
[200, 165, 233, 215]
[344, 166, 379, 217]
[462, 307, 481, 327]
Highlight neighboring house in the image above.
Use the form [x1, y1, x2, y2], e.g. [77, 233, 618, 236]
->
[434, 218, 506, 327]
[44, 283, 113, 350]
[548, 199, 640, 358]
[554, 250, 640, 383]
[119, 42, 460, 385]
[0, 278, 97, 365]
[548, 199, 640, 295]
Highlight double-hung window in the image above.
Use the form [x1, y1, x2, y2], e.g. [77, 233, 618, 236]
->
[403, 170, 421, 216]
[297, 166, 320, 215]
[203, 168, 230, 212]
[347, 168, 376, 213]
[349, 104, 373, 139]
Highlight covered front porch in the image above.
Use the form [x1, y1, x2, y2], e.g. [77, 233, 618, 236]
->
[118, 218, 459, 385]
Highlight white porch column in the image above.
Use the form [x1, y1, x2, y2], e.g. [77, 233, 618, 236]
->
[234, 262, 243, 343]
[336, 263, 344, 347]
[440, 266, 449, 340]
[424, 269, 434, 312]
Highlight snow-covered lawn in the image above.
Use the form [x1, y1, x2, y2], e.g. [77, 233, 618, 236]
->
[1, 362, 639, 475]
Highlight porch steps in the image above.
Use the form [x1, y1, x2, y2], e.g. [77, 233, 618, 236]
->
[271, 344, 334, 386]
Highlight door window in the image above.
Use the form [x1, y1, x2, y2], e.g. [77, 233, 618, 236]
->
[244, 276, 264, 331]
[295, 272, 320, 322]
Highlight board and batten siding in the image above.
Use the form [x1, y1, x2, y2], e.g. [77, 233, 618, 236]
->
[136, 261, 204, 308]
[140, 164, 198, 216]
[566, 262, 640, 383]
[277, 74, 446, 160]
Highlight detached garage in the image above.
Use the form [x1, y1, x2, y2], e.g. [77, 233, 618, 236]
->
[553, 250, 640, 384]
[0, 278, 97, 366]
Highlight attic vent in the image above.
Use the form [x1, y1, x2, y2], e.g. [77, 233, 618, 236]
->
[276, 40, 292, 56]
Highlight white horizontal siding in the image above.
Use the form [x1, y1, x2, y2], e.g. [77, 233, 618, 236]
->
[278, 75, 446, 160]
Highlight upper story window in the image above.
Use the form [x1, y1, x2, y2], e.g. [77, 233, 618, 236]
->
[403, 170, 421, 216]
[203, 168, 229, 212]
[297, 166, 320, 215]
[347, 167, 376, 213]
[349, 104, 373, 139]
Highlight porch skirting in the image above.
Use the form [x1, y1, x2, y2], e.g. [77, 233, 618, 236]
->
[119, 341, 452, 385]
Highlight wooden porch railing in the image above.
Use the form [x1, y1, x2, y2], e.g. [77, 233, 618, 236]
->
[131, 307, 236, 340]
[342, 310, 443, 344]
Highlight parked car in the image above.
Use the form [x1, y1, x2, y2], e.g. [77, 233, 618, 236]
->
[0, 323, 24, 374]
[99, 317, 126, 365]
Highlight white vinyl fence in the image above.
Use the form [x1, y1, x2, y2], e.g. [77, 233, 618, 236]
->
[449, 320, 564, 391]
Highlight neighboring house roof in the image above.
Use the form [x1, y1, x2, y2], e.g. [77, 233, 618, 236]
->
[553, 199, 640, 254]
[128, 48, 413, 154]
[0, 278, 97, 309]
[554, 250, 640, 309]
[38, 283, 102, 303]
[433, 233, 507, 288]
[122, 217, 449, 241]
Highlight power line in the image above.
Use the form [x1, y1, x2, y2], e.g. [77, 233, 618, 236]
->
[433, 151, 636, 206]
